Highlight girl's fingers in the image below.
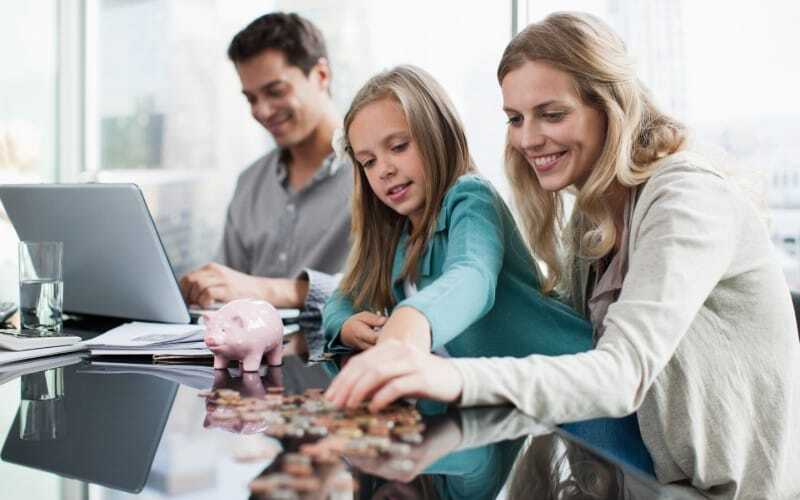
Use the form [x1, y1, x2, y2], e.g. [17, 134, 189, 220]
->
[361, 313, 388, 327]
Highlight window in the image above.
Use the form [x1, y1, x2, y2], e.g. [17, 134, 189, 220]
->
[91, 0, 277, 275]
[91, 0, 513, 276]
[0, 3, 59, 301]
[521, 0, 800, 288]
[280, 0, 512, 195]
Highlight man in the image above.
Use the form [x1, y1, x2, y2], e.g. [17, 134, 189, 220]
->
[180, 13, 351, 355]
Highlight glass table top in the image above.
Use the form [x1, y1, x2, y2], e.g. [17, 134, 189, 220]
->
[0, 352, 701, 499]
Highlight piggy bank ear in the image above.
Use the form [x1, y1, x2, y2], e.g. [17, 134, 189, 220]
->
[201, 314, 212, 326]
[231, 315, 245, 329]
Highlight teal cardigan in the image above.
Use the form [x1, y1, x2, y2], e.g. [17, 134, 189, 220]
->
[323, 175, 593, 358]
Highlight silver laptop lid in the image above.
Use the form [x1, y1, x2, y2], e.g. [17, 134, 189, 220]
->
[0, 183, 190, 323]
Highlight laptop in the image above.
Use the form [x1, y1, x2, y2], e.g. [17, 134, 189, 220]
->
[0, 184, 191, 323]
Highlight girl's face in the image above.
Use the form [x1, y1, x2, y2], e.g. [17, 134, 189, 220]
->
[501, 60, 606, 191]
[348, 97, 427, 229]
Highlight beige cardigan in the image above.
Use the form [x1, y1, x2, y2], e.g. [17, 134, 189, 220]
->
[451, 152, 800, 499]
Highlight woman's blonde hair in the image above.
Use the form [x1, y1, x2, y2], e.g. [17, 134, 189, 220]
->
[498, 12, 686, 293]
[339, 65, 476, 312]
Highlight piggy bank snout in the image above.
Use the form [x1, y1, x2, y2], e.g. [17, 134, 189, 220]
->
[204, 329, 226, 347]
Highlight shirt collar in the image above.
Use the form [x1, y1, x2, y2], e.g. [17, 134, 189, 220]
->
[275, 150, 343, 188]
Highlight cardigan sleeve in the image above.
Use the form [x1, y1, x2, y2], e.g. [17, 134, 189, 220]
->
[396, 178, 506, 350]
[451, 164, 740, 423]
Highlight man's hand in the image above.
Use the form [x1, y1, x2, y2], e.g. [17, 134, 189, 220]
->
[180, 263, 263, 307]
[179, 262, 308, 308]
[340, 312, 387, 350]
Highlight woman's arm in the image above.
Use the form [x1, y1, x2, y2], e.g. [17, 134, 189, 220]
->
[453, 166, 741, 421]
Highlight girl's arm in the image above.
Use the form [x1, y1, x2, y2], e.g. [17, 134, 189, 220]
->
[380, 177, 506, 350]
[322, 290, 358, 353]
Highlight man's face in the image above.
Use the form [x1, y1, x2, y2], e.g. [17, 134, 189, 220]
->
[236, 49, 331, 148]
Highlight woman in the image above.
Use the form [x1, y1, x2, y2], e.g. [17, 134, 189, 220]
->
[325, 12, 800, 498]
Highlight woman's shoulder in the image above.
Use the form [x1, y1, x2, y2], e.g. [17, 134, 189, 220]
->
[640, 150, 742, 202]
[647, 150, 724, 182]
[634, 150, 768, 228]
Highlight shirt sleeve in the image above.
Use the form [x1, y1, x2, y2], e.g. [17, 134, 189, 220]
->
[216, 205, 249, 272]
[297, 268, 341, 359]
[397, 179, 506, 350]
[451, 167, 739, 423]
[322, 288, 357, 354]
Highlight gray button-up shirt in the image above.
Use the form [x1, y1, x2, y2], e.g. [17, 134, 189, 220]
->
[218, 148, 352, 278]
[217, 148, 352, 358]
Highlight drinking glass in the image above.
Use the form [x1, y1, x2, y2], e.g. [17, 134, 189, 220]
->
[18, 241, 63, 334]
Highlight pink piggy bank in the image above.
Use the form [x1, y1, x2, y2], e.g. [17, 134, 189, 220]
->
[202, 299, 284, 371]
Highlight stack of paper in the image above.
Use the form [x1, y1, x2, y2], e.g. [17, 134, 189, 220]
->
[85, 322, 210, 358]
[85, 321, 302, 361]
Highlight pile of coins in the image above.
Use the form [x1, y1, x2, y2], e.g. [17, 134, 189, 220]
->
[200, 386, 425, 498]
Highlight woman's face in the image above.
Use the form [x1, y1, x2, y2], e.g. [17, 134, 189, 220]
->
[501, 60, 607, 191]
[348, 97, 427, 229]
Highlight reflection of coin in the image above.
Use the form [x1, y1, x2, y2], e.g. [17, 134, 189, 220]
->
[282, 453, 313, 476]
[388, 458, 415, 472]
[331, 470, 357, 492]
[239, 411, 264, 422]
[335, 427, 363, 438]
[249, 473, 291, 493]
[270, 488, 299, 500]
[288, 475, 321, 492]
[386, 442, 412, 456]
[307, 426, 328, 438]
[397, 432, 423, 444]
[209, 408, 238, 420]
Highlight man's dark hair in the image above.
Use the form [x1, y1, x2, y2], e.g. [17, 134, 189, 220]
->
[227, 12, 328, 76]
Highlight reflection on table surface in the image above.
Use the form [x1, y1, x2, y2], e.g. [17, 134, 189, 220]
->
[0, 354, 701, 499]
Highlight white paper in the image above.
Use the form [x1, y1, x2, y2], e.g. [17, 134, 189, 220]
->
[0, 343, 88, 367]
[84, 322, 205, 348]
[189, 305, 300, 320]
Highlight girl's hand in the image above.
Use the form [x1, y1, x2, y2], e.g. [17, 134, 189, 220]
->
[324, 339, 464, 412]
[340, 312, 387, 350]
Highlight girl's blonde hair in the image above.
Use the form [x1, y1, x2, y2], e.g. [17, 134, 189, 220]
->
[339, 65, 476, 311]
[498, 12, 686, 294]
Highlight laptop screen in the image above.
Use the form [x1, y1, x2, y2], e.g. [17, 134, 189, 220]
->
[0, 184, 190, 323]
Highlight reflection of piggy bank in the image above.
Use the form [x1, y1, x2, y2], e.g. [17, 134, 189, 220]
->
[203, 299, 283, 371]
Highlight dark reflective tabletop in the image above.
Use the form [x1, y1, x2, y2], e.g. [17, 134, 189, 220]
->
[0, 352, 702, 499]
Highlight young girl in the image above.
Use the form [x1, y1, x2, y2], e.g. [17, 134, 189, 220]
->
[323, 65, 593, 362]
[325, 15, 800, 498]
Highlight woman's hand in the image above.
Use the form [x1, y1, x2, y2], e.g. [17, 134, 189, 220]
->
[340, 312, 387, 350]
[324, 339, 464, 412]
